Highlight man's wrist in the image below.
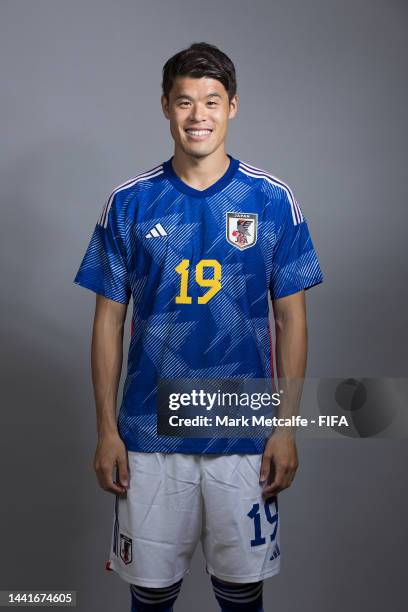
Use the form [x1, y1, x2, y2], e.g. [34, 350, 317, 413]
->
[271, 425, 297, 439]
[97, 426, 119, 440]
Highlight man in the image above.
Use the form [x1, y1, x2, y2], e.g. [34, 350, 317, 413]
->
[74, 42, 323, 612]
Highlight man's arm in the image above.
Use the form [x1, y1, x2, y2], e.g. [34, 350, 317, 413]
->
[259, 289, 307, 498]
[91, 293, 129, 496]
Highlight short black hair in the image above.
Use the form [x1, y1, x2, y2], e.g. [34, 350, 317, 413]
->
[162, 42, 237, 102]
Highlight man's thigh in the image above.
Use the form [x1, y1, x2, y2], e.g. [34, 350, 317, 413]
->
[200, 454, 280, 583]
[107, 452, 202, 587]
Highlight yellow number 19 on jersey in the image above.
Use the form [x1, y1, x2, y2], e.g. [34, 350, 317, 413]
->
[175, 259, 222, 304]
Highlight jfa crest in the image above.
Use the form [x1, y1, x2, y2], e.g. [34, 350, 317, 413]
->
[120, 533, 132, 565]
[226, 212, 258, 250]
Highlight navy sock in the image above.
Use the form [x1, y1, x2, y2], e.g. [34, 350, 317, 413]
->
[130, 578, 183, 612]
[210, 575, 264, 612]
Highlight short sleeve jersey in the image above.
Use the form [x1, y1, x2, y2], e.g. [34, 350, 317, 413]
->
[74, 155, 323, 454]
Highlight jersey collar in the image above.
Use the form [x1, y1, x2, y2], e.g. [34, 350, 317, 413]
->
[163, 154, 239, 198]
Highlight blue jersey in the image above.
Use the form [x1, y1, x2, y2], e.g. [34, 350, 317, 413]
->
[74, 155, 323, 453]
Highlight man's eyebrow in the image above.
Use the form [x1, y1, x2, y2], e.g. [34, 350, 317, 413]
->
[175, 92, 223, 101]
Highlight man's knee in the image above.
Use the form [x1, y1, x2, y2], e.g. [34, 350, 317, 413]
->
[130, 578, 183, 612]
[210, 575, 264, 611]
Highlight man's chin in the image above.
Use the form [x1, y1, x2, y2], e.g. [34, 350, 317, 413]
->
[180, 144, 219, 159]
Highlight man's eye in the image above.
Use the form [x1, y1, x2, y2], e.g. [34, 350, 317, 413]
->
[207, 101, 217, 106]
[179, 101, 190, 107]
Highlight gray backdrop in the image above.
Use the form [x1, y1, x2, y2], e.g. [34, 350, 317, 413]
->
[1, 0, 407, 610]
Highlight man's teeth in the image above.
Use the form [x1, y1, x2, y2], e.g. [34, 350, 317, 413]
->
[186, 130, 211, 135]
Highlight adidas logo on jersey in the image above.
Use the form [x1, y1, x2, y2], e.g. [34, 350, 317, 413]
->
[145, 223, 168, 238]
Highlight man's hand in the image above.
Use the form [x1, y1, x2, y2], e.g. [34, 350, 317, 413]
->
[93, 431, 129, 496]
[259, 432, 299, 499]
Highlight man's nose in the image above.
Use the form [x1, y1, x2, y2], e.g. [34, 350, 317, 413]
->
[189, 104, 207, 122]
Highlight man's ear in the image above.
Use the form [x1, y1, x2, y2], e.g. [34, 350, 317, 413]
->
[161, 94, 170, 119]
[228, 93, 238, 119]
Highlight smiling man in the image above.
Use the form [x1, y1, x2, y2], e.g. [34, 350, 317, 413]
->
[164, 74, 236, 189]
[74, 42, 323, 612]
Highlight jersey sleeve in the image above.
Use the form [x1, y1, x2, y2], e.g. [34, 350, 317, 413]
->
[73, 191, 131, 304]
[269, 189, 323, 300]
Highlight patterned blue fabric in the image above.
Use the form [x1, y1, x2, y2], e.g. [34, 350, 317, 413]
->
[74, 155, 323, 453]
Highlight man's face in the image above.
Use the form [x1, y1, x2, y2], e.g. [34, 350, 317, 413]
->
[161, 76, 238, 159]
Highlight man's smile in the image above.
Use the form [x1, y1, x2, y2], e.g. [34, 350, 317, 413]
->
[184, 128, 213, 141]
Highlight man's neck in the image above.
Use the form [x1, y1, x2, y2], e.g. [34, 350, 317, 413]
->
[171, 148, 231, 191]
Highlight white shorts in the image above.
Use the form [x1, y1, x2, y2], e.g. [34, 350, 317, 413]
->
[106, 452, 280, 588]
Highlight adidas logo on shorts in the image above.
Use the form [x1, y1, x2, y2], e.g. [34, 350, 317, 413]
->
[270, 543, 280, 561]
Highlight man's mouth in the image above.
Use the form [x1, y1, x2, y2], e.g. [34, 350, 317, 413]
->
[185, 128, 213, 140]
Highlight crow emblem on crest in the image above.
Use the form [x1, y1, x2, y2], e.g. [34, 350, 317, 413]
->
[226, 212, 258, 250]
